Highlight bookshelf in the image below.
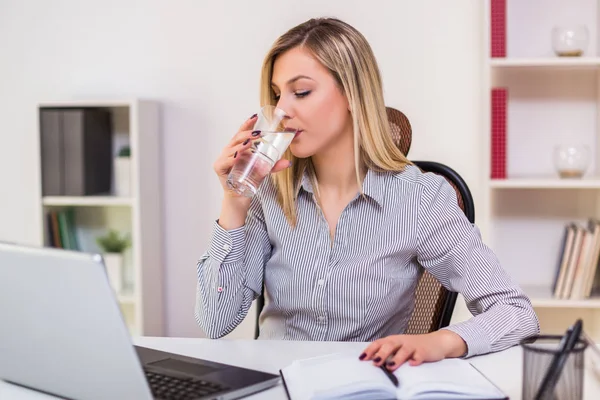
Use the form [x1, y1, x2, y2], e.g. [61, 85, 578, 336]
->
[35, 99, 164, 337]
[490, 178, 600, 189]
[523, 284, 600, 308]
[489, 57, 600, 68]
[42, 196, 135, 207]
[483, 0, 600, 341]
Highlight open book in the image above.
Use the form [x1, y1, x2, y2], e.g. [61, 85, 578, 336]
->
[279, 352, 507, 400]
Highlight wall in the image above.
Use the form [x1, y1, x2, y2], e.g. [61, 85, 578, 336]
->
[0, 0, 484, 337]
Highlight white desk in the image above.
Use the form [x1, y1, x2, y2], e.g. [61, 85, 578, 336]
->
[2, 337, 600, 399]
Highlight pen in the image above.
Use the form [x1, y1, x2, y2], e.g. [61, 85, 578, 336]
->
[534, 319, 583, 400]
[380, 365, 399, 387]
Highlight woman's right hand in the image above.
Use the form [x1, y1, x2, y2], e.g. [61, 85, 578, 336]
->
[213, 113, 292, 196]
[214, 114, 292, 230]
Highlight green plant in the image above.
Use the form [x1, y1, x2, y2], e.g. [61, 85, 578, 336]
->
[96, 230, 131, 253]
[118, 145, 131, 157]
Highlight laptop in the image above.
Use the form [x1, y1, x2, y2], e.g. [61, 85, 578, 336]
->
[0, 242, 280, 400]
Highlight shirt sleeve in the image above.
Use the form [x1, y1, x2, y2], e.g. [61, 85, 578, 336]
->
[194, 195, 271, 338]
[415, 172, 540, 357]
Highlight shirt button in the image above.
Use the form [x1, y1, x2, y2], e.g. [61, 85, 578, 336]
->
[317, 316, 325, 323]
[222, 244, 231, 251]
[317, 279, 325, 286]
[217, 286, 223, 292]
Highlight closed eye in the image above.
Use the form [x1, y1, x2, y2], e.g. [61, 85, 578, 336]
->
[295, 90, 310, 98]
[273, 90, 311, 101]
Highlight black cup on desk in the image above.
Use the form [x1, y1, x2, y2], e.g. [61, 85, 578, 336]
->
[521, 334, 588, 400]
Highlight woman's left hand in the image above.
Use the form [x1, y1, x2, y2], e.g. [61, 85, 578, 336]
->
[359, 330, 467, 372]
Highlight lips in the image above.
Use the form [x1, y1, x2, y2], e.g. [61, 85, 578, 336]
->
[294, 130, 303, 138]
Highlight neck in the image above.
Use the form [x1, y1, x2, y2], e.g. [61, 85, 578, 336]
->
[311, 131, 364, 196]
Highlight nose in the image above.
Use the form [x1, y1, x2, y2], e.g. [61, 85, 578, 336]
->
[275, 99, 294, 119]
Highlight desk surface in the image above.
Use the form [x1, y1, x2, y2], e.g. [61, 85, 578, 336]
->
[2, 337, 600, 399]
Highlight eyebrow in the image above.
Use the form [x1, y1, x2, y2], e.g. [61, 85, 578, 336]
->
[271, 75, 314, 88]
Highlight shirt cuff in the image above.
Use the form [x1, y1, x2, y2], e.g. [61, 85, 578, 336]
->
[442, 320, 492, 358]
[207, 220, 246, 264]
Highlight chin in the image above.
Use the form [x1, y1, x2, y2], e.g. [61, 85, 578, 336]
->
[289, 143, 314, 159]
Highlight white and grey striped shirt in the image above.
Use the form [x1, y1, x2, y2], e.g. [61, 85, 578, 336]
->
[195, 164, 539, 357]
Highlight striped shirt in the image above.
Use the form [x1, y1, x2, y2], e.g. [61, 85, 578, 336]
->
[195, 164, 539, 357]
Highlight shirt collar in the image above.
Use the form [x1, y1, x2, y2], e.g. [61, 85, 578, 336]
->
[298, 168, 386, 207]
[361, 168, 386, 207]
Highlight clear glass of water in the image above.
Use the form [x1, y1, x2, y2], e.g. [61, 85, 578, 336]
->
[226, 106, 295, 197]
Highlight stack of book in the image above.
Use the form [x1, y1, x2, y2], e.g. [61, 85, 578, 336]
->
[46, 208, 79, 251]
[552, 220, 600, 300]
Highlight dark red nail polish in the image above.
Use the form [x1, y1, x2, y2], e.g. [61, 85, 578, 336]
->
[234, 151, 238, 158]
[359, 353, 366, 360]
[386, 361, 395, 366]
[250, 113, 257, 119]
[251, 130, 261, 136]
[243, 139, 250, 145]
[374, 357, 381, 363]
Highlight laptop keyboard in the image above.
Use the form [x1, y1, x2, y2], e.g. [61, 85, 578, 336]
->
[145, 369, 229, 400]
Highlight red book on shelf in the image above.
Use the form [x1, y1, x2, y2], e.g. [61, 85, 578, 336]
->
[491, 88, 507, 179]
[490, 0, 506, 58]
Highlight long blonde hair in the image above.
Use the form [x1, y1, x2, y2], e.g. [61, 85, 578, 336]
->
[260, 17, 411, 226]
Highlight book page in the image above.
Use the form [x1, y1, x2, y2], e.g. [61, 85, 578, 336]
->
[281, 352, 396, 400]
[394, 358, 505, 399]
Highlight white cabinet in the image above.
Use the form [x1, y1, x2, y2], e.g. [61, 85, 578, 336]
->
[483, 0, 600, 340]
[36, 99, 164, 336]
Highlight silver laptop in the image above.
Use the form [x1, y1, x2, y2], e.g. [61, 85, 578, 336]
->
[0, 242, 279, 400]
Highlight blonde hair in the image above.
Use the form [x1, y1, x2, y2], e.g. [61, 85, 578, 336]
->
[260, 17, 411, 226]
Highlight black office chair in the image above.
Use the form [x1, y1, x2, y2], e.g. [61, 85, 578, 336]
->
[253, 108, 476, 339]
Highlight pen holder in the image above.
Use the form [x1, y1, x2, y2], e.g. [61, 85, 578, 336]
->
[521, 334, 587, 400]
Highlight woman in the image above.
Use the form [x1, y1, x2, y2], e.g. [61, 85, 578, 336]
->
[195, 17, 539, 371]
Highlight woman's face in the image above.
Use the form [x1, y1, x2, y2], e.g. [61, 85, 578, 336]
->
[271, 46, 352, 159]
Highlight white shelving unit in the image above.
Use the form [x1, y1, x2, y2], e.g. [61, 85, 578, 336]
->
[489, 57, 600, 68]
[42, 196, 135, 207]
[34, 98, 164, 337]
[490, 178, 600, 189]
[523, 285, 600, 308]
[483, 0, 600, 340]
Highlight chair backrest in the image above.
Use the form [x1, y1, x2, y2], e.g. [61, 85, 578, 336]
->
[386, 106, 413, 156]
[253, 107, 474, 339]
[387, 106, 475, 334]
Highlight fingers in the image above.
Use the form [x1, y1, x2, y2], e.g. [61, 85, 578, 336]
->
[359, 336, 422, 372]
[213, 138, 254, 176]
[215, 111, 293, 179]
[239, 113, 258, 132]
[230, 129, 262, 148]
[372, 343, 398, 367]
[360, 339, 397, 367]
[408, 352, 424, 367]
[387, 346, 415, 371]
[228, 138, 255, 161]
[228, 113, 261, 147]
[271, 159, 293, 173]
[359, 339, 384, 362]
[231, 137, 255, 156]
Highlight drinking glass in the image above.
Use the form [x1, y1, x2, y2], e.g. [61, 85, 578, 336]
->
[554, 145, 590, 179]
[226, 106, 294, 197]
[552, 25, 589, 57]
